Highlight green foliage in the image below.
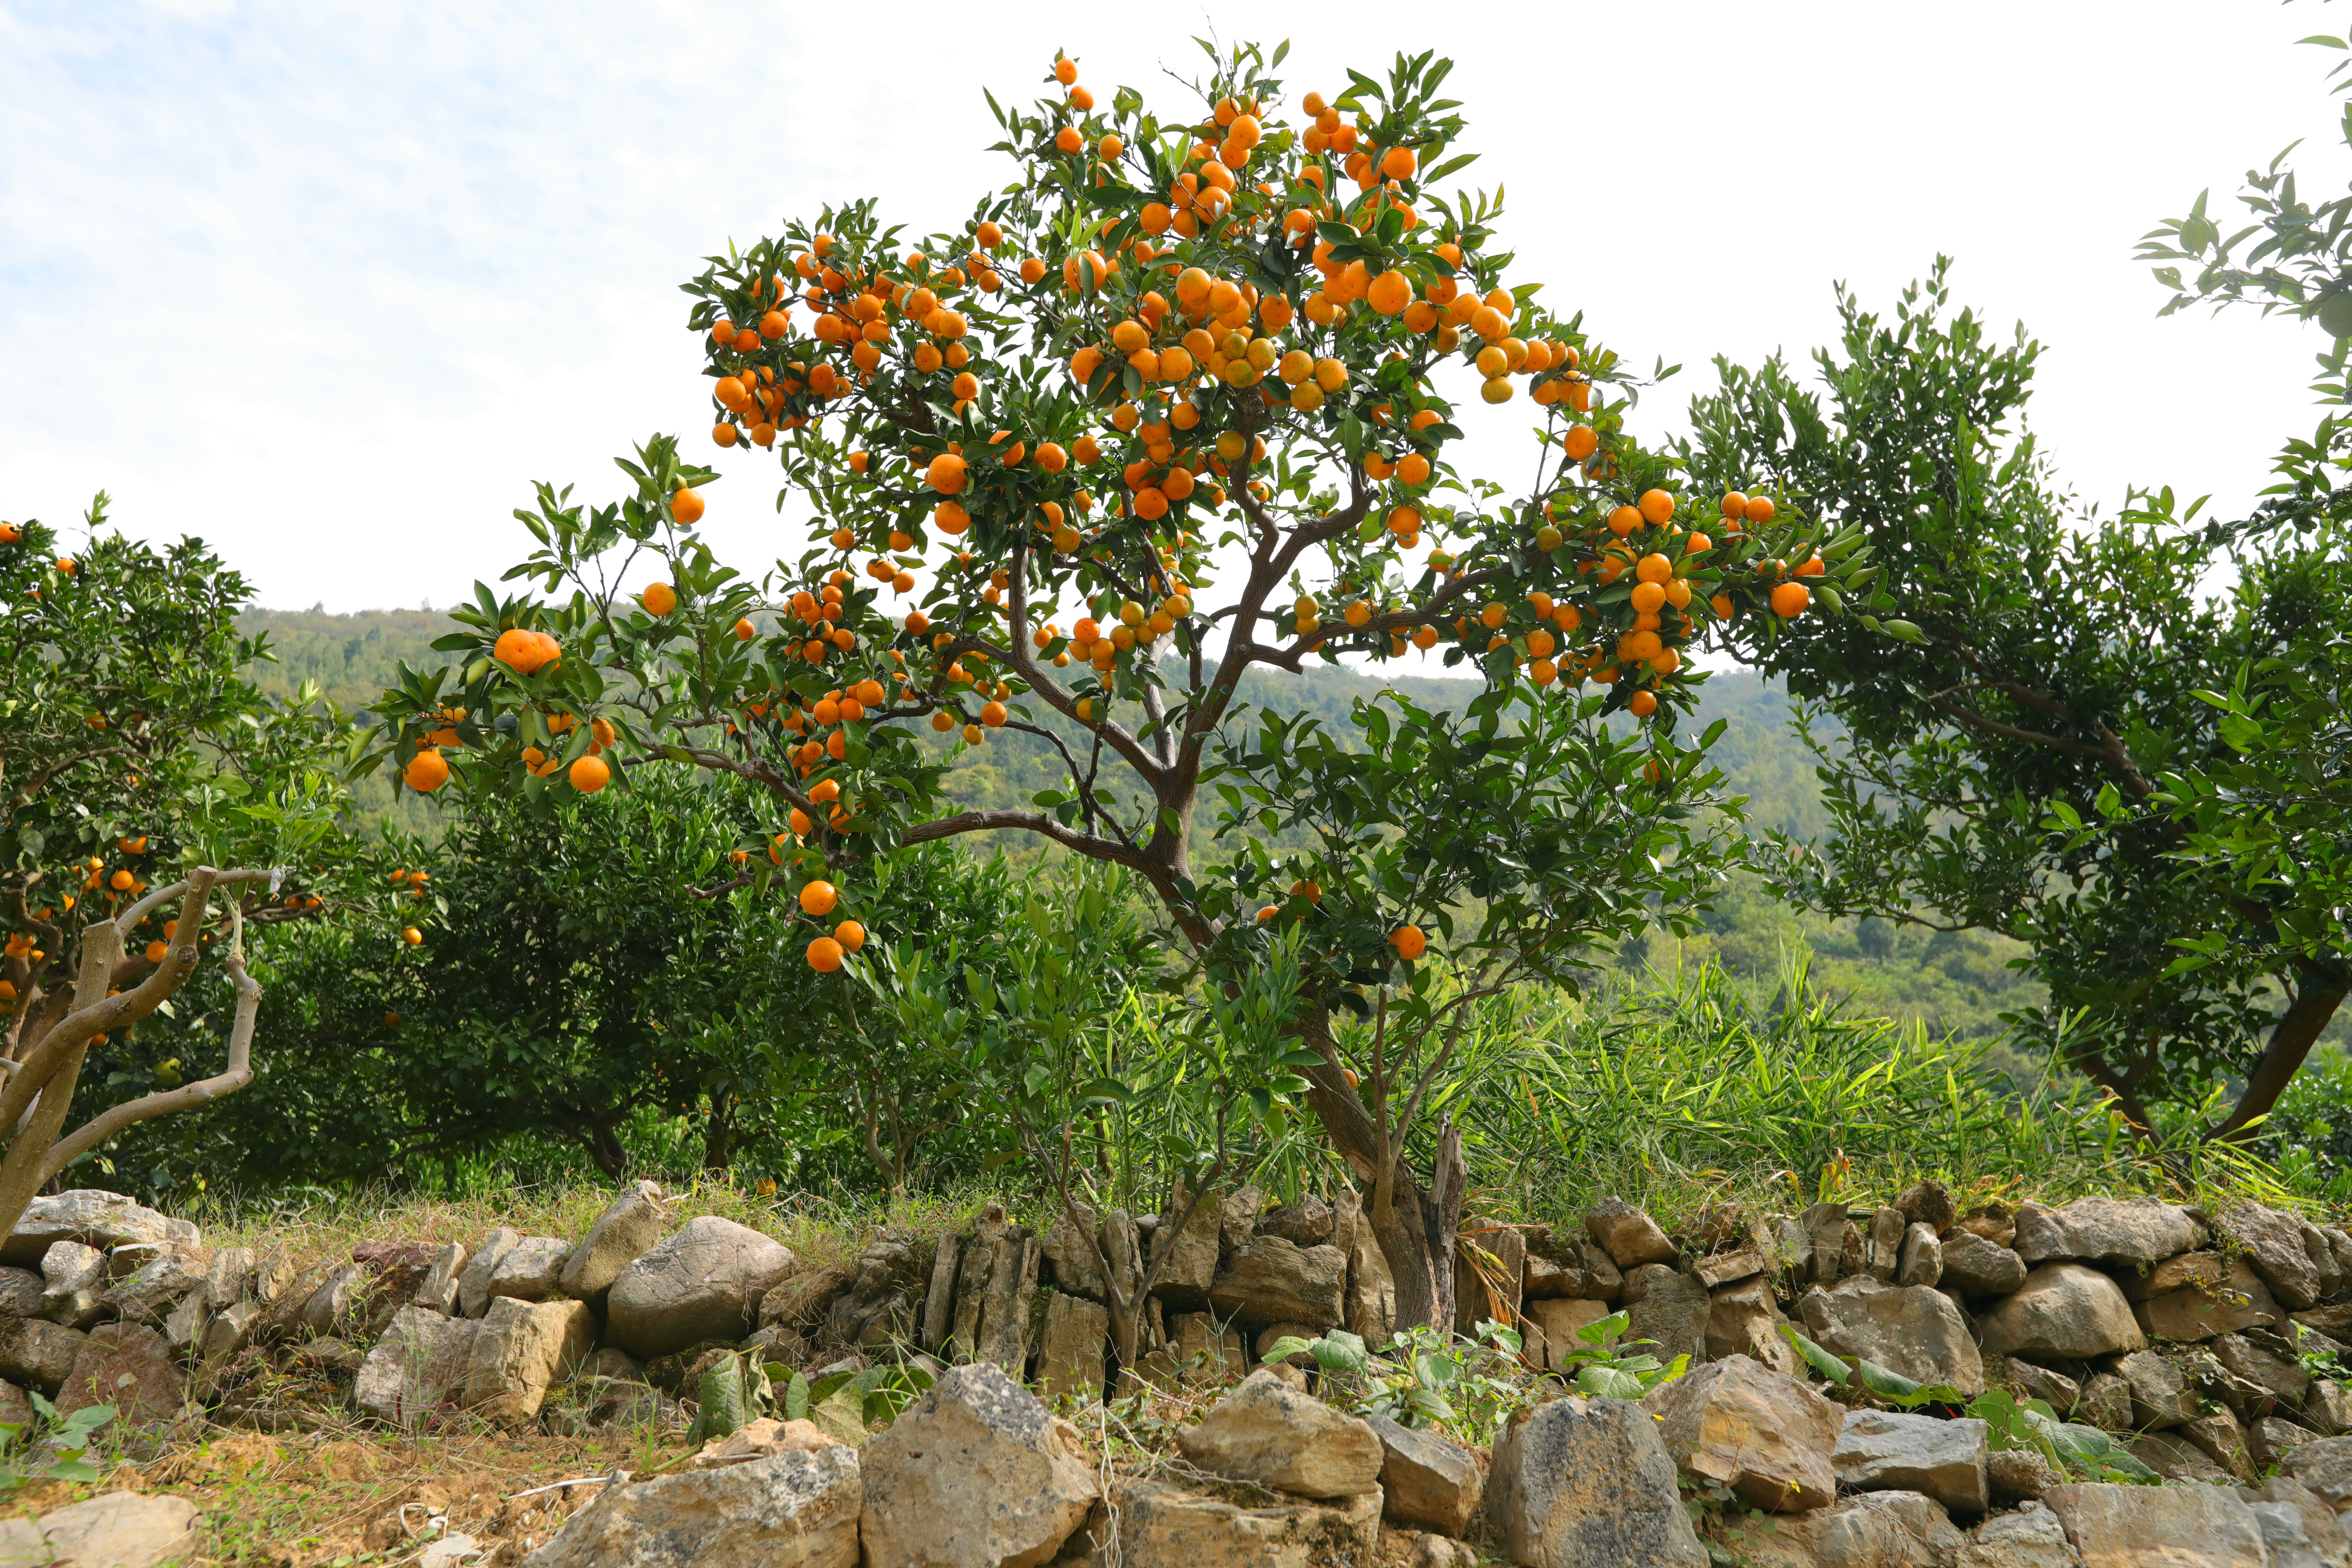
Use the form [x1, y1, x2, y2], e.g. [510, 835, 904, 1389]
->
[1265, 1320, 1536, 1443]
[1681, 260, 2352, 1136]
[1546, 1309, 1689, 1401]
[0, 1394, 114, 1490]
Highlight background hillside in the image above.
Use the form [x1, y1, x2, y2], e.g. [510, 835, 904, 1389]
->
[240, 606, 2042, 1050]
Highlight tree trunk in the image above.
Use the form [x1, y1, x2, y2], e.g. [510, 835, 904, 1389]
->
[1295, 1004, 1467, 1332]
[702, 1093, 736, 1172]
[2211, 965, 2351, 1143]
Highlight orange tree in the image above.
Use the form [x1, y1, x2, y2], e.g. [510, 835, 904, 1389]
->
[0, 496, 358, 1229]
[368, 44, 1858, 1330]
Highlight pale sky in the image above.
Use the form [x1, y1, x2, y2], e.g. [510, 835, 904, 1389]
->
[1, 2, 2335, 612]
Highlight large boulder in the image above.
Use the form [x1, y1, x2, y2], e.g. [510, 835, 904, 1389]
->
[1585, 1197, 1677, 1269]
[522, 1446, 860, 1568]
[1798, 1275, 1986, 1396]
[1940, 1230, 2030, 1297]
[1978, 1264, 2147, 1360]
[2213, 1201, 2324, 1311]
[0, 1191, 186, 1267]
[1833, 1408, 1989, 1513]
[2042, 1481, 2268, 1567]
[859, 1363, 1096, 1568]
[1641, 1353, 1840, 1513]
[56, 1322, 181, 1428]
[1622, 1264, 1709, 1365]
[1488, 1394, 1708, 1567]
[1176, 1368, 1382, 1498]
[606, 1217, 794, 1362]
[2013, 1197, 2197, 1270]
[558, 1181, 666, 1306]
[355, 1307, 480, 1425]
[1366, 1414, 1481, 1536]
[2124, 1252, 2280, 1342]
[1063, 1482, 1381, 1568]
[462, 1296, 593, 1423]
[1206, 1236, 1345, 1328]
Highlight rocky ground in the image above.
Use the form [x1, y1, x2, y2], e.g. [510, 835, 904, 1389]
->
[1, 1180, 2351, 1562]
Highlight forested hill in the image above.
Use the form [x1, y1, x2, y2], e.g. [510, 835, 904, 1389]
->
[238, 607, 2027, 1043]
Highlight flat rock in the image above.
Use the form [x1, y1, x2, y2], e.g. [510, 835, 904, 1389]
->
[2214, 1201, 2324, 1311]
[1040, 1205, 1108, 1303]
[103, 1249, 205, 1329]
[521, 1446, 860, 1567]
[0, 1191, 182, 1267]
[1062, 1482, 1380, 1568]
[858, 1362, 1096, 1568]
[0, 1316, 87, 1396]
[2042, 1480, 2268, 1567]
[1585, 1197, 1676, 1269]
[1488, 1393, 1707, 1567]
[1523, 1228, 1623, 1303]
[1176, 1368, 1382, 1497]
[1205, 1235, 1344, 1328]
[1977, 1264, 2146, 1361]
[1147, 1188, 1222, 1308]
[356, 1307, 480, 1426]
[1642, 1352, 1840, 1512]
[606, 1216, 794, 1362]
[2181, 1408, 2253, 1479]
[1897, 1223, 1944, 1288]
[35, 1490, 199, 1568]
[414, 1242, 465, 1315]
[1367, 1413, 1481, 1536]
[1694, 1249, 1765, 1290]
[1941, 1230, 2030, 1297]
[1799, 1275, 1986, 1396]
[2013, 1197, 2197, 1270]
[2129, 1430, 2236, 1484]
[1834, 1407, 1989, 1513]
[0, 1267, 42, 1318]
[558, 1181, 666, 1306]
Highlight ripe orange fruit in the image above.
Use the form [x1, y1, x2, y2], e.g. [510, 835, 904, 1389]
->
[1390, 924, 1427, 960]
[807, 936, 845, 972]
[981, 700, 1008, 727]
[1054, 57, 1078, 86]
[1366, 270, 1413, 315]
[1771, 581, 1812, 618]
[927, 453, 969, 494]
[834, 919, 866, 953]
[735, 618, 756, 641]
[493, 628, 556, 674]
[1562, 426, 1599, 461]
[569, 755, 611, 793]
[402, 927, 424, 946]
[1744, 495, 1777, 524]
[1634, 553, 1673, 585]
[405, 750, 450, 792]
[800, 880, 839, 916]
[1629, 690, 1659, 717]
[643, 582, 678, 616]
[671, 487, 705, 524]
[145, 940, 168, 965]
[1638, 489, 1676, 525]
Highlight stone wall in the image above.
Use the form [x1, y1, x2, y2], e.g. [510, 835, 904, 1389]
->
[15, 1179, 2352, 1564]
